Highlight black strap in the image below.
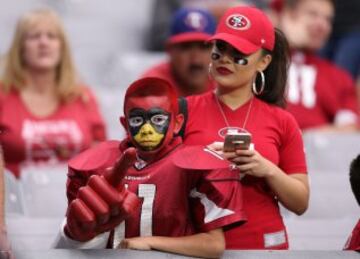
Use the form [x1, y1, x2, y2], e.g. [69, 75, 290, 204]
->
[177, 97, 188, 138]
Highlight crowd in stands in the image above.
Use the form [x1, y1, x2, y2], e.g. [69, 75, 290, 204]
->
[0, 0, 359, 257]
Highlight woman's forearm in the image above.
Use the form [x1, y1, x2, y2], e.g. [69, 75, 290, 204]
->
[266, 168, 309, 215]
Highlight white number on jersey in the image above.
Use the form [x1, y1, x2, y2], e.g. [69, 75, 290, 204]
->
[113, 183, 156, 248]
[138, 184, 156, 236]
[287, 63, 317, 108]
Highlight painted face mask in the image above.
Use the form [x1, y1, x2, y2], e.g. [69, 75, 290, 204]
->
[128, 107, 171, 151]
[123, 77, 179, 154]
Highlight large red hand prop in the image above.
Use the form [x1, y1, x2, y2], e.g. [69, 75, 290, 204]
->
[65, 148, 140, 242]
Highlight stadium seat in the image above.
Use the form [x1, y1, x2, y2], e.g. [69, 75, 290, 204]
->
[19, 164, 68, 218]
[4, 169, 25, 215]
[303, 132, 360, 172]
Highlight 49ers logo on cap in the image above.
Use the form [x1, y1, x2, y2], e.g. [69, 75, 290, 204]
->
[185, 11, 207, 31]
[226, 14, 251, 30]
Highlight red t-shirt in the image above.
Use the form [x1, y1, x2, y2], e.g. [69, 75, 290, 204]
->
[0, 87, 106, 178]
[142, 61, 215, 96]
[344, 219, 360, 251]
[66, 140, 246, 248]
[286, 51, 359, 129]
[184, 92, 307, 249]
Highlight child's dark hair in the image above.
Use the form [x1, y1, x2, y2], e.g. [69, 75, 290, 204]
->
[350, 154, 360, 206]
[257, 28, 290, 107]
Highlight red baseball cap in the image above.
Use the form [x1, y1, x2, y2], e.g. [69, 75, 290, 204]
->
[209, 6, 275, 54]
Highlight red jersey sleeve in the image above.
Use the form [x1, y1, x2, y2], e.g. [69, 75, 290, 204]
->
[336, 69, 358, 112]
[190, 168, 247, 232]
[278, 112, 307, 174]
[320, 63, 358, 125]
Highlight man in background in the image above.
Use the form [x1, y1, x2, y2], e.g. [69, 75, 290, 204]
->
[279, 0, 359, 131]
[142, 7, 216, 96]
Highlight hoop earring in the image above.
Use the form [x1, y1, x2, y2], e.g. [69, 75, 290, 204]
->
[252, 71, 265, 95]
[208, 63, 213, 79]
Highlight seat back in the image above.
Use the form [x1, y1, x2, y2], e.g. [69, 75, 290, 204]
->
[4, 169, 25, 215]
[19, 164, 68, 218]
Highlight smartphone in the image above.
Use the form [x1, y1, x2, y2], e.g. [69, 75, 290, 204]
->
[223, 132, 252, 152]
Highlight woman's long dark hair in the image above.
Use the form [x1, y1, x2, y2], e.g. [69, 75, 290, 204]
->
[257, 28, 290, 107]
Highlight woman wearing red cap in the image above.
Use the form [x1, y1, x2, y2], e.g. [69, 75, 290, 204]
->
[184, 6, 309, 249]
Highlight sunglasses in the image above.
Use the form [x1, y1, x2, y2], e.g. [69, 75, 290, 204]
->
[211, 41, 249, 65]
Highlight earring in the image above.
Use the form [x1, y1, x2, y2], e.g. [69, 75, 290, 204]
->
[208, 63, 213, 79]
[252, 71, 265, 95]
[208, 63, 213, 74]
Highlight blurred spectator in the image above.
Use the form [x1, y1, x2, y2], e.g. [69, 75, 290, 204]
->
[0, 8, 106, 178]
[142, 7, 216, 96]
[0, 148, 14, 259]
[279, 0, 359, 131]
[344, 154, 360, 251]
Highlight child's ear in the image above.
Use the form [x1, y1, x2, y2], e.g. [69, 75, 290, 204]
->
[173, 114, 184, 135]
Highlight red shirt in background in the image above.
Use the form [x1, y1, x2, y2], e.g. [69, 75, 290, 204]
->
[0, 87, 106, 178]
[286, 51, 359, 129]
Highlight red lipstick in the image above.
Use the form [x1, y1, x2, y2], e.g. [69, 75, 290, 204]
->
[216, 67, 233, 75]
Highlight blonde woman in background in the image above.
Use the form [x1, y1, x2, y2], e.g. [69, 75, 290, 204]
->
[0, 9, 106, 178]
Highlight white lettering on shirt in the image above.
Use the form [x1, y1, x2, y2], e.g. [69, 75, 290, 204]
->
[21, 119, 83, 164]
[287, 63, 317, 108]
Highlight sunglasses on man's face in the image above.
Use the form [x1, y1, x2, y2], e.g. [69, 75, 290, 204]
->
[211, 41, 249, 65]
